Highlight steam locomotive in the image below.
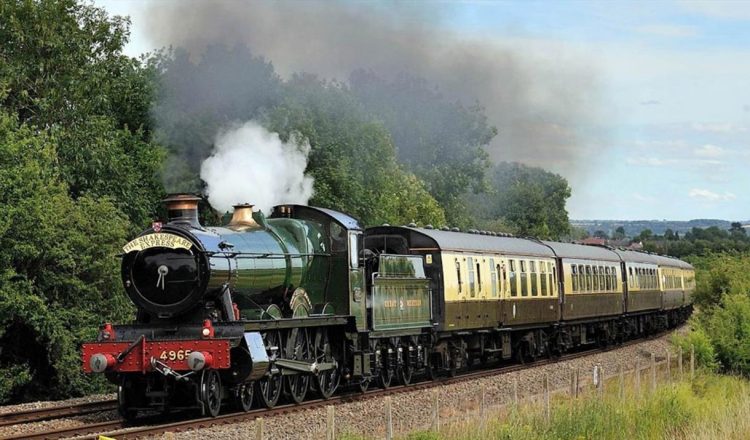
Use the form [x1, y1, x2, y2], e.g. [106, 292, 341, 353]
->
[82, 194, 694, 419]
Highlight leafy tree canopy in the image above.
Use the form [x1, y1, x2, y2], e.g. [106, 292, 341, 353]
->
[349, 70, 496, 225]
[466, 162, 571, 239]
[0, 0, 162, 226]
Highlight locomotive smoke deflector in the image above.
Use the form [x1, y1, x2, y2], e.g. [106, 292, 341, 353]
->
[163, 193, 201, 227]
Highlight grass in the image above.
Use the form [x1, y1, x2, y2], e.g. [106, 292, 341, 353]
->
[341, 371, 750, 440]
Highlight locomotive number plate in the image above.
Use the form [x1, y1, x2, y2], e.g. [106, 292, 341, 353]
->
[123, 233, 192, 253]
[159, 349, 192, 361]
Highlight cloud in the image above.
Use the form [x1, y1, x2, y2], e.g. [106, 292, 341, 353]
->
[688, 188, 736, 201]
[640, 100, 660, 106]
[693, 144, 726, 158]
[626, 157, 672, 166]
[679, 0, 750, 20]
[691, 123, 747, 134]
[633, 139, 687, 151]
[635, 24, 698, 38]
[632, 193, 657, 203]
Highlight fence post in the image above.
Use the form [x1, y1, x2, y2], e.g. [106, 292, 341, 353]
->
[575, 368, 580, 398]
[635, 359, 641, 394]
[480, 386, 486, 430]
[255, 417, 264, 440]
[595, 365, 603, 398]
[326, 405, 335, 440]
[513, 377, 519, 406]
[666, 350, 671, 381]
[432, 390, 439, 432]
[544, 373, 550, 422]
[569, 368, 576, 397]
[651, 353, 656, 391]
[679, 346, 683, 378]
[619, 364, 624, 400]
[385, 396, 393, 440]
[690, 345, 695, 379]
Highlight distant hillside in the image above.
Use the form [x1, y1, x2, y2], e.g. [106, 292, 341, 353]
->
[571, 219, 750, 237]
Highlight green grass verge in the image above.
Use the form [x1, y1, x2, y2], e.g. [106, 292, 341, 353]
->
[341, 372, 750, 440]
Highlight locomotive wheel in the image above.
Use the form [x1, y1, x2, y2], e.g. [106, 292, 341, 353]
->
[285, 328, 311, 404]
[117, 378, 138, 422]
[200, 369, 222, 417]
[313, 328, 339, 399]
[256, 331, 283, 408]
[235, 382, 254, 412]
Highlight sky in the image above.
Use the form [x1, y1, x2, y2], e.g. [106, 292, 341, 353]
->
[94, 0, 750, 221]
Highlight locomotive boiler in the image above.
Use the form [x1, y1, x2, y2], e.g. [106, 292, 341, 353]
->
[122, 194, 331, 321]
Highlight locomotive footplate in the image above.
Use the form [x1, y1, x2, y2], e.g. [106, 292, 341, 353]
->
[82, 338, 231, 374]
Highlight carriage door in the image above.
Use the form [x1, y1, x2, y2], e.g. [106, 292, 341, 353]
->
[348, 231, 367, 331]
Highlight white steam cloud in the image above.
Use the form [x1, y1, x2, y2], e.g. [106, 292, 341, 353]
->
[200, 121, 314, 213]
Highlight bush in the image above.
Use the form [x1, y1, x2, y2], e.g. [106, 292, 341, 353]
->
[702, 293, 750, 375]
[672, 323, 718, 371]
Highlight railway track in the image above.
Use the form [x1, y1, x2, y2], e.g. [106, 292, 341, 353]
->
[1, 331, 672, 440]
[0, 400, 117, 428]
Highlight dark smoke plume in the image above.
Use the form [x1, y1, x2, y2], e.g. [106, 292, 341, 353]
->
[143, 0, 601, 179]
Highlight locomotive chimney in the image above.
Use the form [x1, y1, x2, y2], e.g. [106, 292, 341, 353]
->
[228, 204, 260, 230]
[162, 193, 202, 227]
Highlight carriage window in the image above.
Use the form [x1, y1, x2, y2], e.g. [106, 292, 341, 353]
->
[501, 263, 508, 296]
[540, 262, 547, 296]
[468, 257, 476, 297]
[604, 267, 611, 291]
[591, 266, 599, 290]
[490, 258, 498, 297]
[549, 263, 555, 295]
[520, 260, 528, 297]
[455, 260, 463, 294]
[570, 265, 577, 292]
[612, 267, 618, 291]
[552, 266, 557, 294]
[599, 266, 605, 291]
[510, 260, 518, 297]
[629, 267, 634, 286]
[586, 265, 593, 291]
[477, 262, 482, 294]
[530, 261, 538, 296]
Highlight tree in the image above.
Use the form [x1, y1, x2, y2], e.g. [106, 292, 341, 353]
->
[151, 44, 282, 193]
[0, 0, 161, 402]
[467, 162, 571, 239]
[613, 226, 626, 240]
[0, 111, 132, 402]
[349, 71, 496, 225]
[637, 229, 653, 242]
[267, 74, 445, 227]
[0, 0, 163, 226]
[593, 230, 609, 240]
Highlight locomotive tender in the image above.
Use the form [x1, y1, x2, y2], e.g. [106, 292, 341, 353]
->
[82, 194, 694, 418]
